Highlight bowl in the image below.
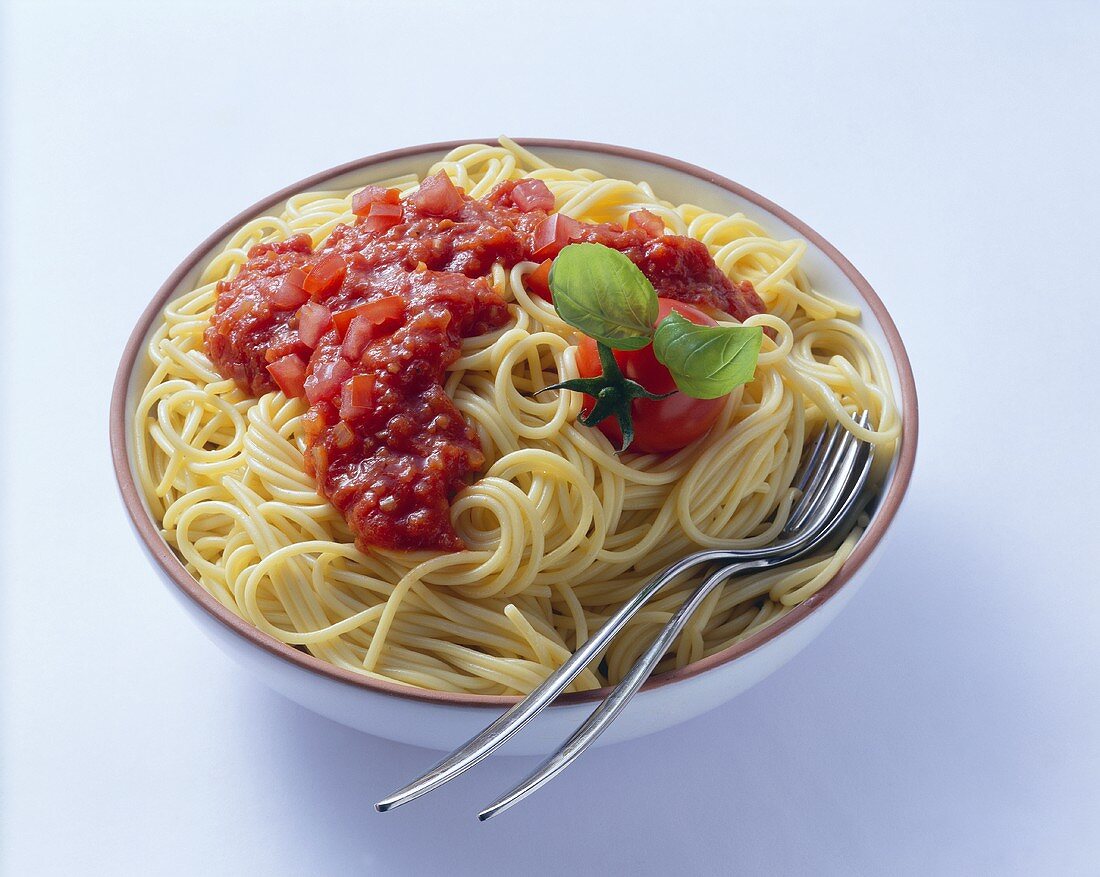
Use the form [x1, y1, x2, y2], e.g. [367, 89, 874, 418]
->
[109, 139, 918, 754]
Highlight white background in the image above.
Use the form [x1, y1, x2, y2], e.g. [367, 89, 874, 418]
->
[2, 1, 1097, 874]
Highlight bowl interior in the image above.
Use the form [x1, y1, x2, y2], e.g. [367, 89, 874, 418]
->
[116, 139, 916, 707]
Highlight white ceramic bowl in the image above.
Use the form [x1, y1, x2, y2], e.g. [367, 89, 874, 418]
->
[110, 139, 918, 755]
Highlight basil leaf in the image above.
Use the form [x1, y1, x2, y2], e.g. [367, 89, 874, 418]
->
[653, 312, 763, 399]
[549, 243, 658, 351]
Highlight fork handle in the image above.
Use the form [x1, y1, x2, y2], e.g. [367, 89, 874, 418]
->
[374, 552, 723, 812]
[477, 559, 769, 820]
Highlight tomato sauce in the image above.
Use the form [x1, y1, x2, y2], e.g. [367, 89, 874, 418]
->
[573, 225, 765, 322]
[205, 174, 765, 552]
[204, 235, 314, 396]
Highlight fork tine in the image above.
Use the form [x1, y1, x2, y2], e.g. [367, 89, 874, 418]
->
[821, 426, 876, 537]
[379, 413, 876, 815]
[786, 412, 868, 533]
[374, 553, 712, 812]
[480, 421, 876, 820]
[790, 419, 833, 494]
[478, 560, 760, 821]
[794, 411, 870, 531]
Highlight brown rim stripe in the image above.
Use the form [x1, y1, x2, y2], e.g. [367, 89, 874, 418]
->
[109, 138, 919, 709]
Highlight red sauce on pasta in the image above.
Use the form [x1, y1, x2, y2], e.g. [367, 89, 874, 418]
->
[205, 174, 764, 552]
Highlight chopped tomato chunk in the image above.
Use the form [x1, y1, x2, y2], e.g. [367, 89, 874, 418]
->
[363, 202, 404, 234]
[302, 254, 346, 298]
[411, 172, 464, 217]
[340, 374, 376, 419]
[297, 301, 332, 348]
[350, 373, 375, 406]
[304, 356, 352, 404]
[524, 259, 553, 300]
[266, 353, 308, 398]
[530, 213, 582, 261]
[627, 209, 664, 236]
[511, 179, 554, 212]
[299, 405, 329, 439]
[341, 315, 376, 360]
[269, 268, 309, 309]
[331, 420, 356, 449]
[332, 295, 405, 337]
[307, 443, 328, 476]
[351, 185, 400, 216]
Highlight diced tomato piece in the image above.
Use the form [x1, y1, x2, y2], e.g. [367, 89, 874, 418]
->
[524, 259, 553, 300]
[332, 295, 405, 337]
[266, 353, 308, 398]
[530, 213, 582, 261]
[306, 443, 328, 476]
[363, 202, 403, 234]
[297, 301, 332, 348]
[350, 373, 375, 406]
[300, 405, 328, 438]
[302, 254, 346, 298]
[340, 374, 376, 419]
[627, 209, 664, 236]
[331, 420, 356, 449]
[511, 179, 555, 212]
[269, 268, 309, 309]
[351, 185, 400, 216]
[304, 356, 352, 404]
[341, 315, 375, 360]
[412, 172, 464, 217]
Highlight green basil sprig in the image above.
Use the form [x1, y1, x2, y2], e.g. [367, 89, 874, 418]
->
[548, 243, 657, 350]
[538, 242, 763, 452]
[652, 312, 763, 399]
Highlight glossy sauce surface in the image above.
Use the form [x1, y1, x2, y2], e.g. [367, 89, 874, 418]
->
[205, 176, 765, 551]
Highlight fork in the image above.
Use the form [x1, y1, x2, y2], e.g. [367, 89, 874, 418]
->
[376, 412, 875, 817]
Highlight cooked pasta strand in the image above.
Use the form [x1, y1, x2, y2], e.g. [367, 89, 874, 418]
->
[132, 140, 899, 695]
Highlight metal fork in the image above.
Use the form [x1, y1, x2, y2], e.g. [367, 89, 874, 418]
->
[376, 412, 875, 817]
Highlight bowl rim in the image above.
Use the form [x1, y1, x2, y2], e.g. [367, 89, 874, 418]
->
[109, 137, 919, 709]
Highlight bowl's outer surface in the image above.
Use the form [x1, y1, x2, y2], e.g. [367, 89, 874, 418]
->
[112, 139, 917, 753]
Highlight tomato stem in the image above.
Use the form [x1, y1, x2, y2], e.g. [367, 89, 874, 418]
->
[536, 341, 673, 452]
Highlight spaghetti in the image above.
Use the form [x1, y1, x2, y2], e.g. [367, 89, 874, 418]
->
[133, 139, 901, 695]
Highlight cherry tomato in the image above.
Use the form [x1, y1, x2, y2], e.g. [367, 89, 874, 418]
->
[575, 299, 726, 453]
